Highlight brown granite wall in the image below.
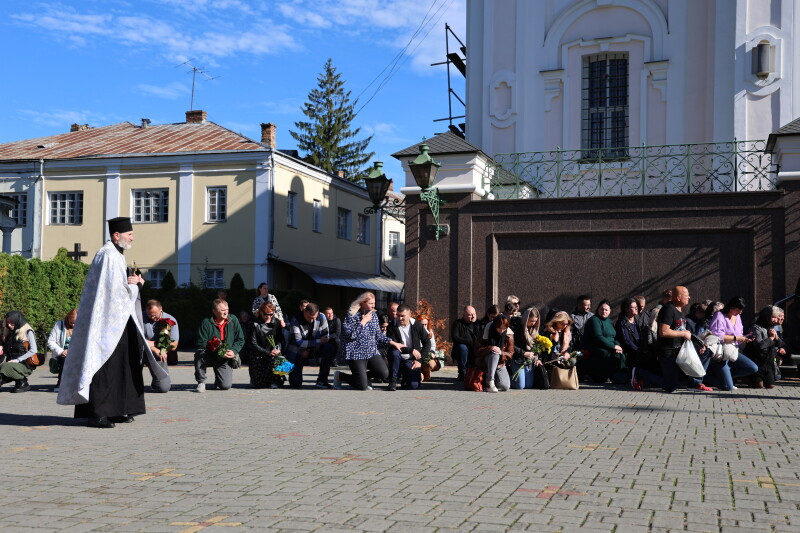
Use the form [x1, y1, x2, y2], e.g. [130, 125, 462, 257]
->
[406, 189, 797, 329]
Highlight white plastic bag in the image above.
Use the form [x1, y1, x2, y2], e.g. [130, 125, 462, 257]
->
[676, 339, 705, 378]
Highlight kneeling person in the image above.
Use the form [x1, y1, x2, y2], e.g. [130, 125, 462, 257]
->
[386, 304, 432, 390]
[194, 299, 244, 392]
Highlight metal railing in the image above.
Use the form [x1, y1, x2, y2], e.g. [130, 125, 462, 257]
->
[484, 140, 777, 199]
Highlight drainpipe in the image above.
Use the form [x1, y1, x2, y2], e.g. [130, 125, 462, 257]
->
[31, 159, 44, 259]
[267, 152, 276, 286]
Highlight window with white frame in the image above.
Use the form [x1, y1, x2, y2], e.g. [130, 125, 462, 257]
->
[312, 199, 322, 232]
[205, 269, 224, 289]
[206, 187, 226, 222]
[287, 191, 298, 227]
[388, 231, 400, 257]
[132, 189, 168, 223]
[337, 208, 351, 240]
[49, 192, 84, 225]
[582, 53, 628, 159]
[148, 269, 166, 289]
[6, 193, 27, 226]
[357, 214, 370, 244]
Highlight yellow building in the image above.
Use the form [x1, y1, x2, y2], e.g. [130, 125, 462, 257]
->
[0, 111, 403, 310]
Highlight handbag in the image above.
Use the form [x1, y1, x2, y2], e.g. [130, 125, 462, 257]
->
[26, 353, 45, 369]
[721, 343, 739, 362]
[49, 356, 60, 374]
[533, 363, 550, 390]
[550, 366, 579, 390]
[676, 339, 705, 378]
[465, 367, 484, 392]
[229, 353, 242, 369]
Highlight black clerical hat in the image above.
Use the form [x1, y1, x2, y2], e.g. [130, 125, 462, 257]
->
[107, 217, 133, 234]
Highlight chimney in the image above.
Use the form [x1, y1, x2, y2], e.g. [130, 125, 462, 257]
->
[261, 123, 276, 148]
[186, 110, 207, 123]
[70, 123, 90, 132]
[141, 118, 151, 128]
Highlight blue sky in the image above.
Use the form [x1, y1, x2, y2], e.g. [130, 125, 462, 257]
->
[0, 0, 466, 181]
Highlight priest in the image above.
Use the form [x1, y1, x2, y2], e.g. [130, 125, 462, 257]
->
[57, 217, 170, 428]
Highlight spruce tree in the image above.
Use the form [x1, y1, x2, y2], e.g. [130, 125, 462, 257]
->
[290, 59, 374, 181]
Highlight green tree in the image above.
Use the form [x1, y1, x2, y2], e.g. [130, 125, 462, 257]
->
[290, 58, 374, 181]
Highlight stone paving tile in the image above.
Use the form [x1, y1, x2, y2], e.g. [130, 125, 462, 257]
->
[3, 364, 800, 531]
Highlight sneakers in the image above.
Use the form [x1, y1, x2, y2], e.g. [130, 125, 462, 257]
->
[270, 384, 279, 389]
[367, 379, 373, 391]
[332, 371, 342, 390]
[693, 383, 713, 392]
[630, 369, 642, 391]
[486, 380, 499, 393]
[387, 380, 397, 392]
[315, 382, 333, 389]
[194, 382, 205, 393]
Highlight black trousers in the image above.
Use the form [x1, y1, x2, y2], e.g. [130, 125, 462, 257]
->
[340, 355, 389, 390]
[75, 318, 145, 419]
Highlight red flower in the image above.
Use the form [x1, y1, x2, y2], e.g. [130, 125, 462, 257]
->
[207, 337, 221, 351]
[158, 318, 176, 327]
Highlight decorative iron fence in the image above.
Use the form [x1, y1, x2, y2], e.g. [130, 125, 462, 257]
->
[484, 140, 777, 199]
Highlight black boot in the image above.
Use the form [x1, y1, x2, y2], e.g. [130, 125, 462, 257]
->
[87, 417, 116, 428]
[109, 415, 135, 424]
[12, 379, 30, 393]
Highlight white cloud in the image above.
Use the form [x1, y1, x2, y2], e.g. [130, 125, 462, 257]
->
[363, 121, 411, 145]
[19, 109, 113, 128]
[12, 3, 300, 61]
[136, 82, 189, 99]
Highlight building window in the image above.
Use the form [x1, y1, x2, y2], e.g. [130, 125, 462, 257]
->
[582, 53, 628, 159]
[312, 199, 322, 232]
[148, 269, 166, 289]
[287, 191, 298, 228]
[357, 214, 370, 244]
[205, 269, 224, 289]
[207, 187, 227, 222]
[388, 231, 400, 257]
[132, 189, 168, 223]
[6, 193, 27, 227]
[337, 208, 351, 240]
[49, 192, 84, 225]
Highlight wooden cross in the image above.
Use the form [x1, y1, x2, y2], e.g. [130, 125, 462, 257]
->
[320, 454, 371, 465]
[517, 485, 586, 499]
[130, 468, 184, 481]
[170, 515, 242, 533]
[66, 243, 88, 262]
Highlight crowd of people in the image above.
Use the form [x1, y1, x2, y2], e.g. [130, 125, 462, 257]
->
[447, 288, 790, 394]
[0, 217, 794, 428]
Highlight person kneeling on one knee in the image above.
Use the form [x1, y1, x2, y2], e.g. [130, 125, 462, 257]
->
[194, 299, 244, 392]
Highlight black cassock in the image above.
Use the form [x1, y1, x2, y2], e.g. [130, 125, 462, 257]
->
[74, 317, 146, 419]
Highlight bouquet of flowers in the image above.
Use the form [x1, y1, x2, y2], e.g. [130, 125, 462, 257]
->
[154, 317, 176, 355]
[512, 335, 554, 380]
[272, 354, 294, 375]
[550, 350, 585, 368]
[206, 336, 229, 360]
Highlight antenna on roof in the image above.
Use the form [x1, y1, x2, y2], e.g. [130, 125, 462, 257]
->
[176, 60, 220, 111]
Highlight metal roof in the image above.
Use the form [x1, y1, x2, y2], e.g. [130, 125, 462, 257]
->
[766, 116, 800, 152]
[277, 259, 404, 294]
[391, 131, 483, 158]
[0, 120, 266, 161]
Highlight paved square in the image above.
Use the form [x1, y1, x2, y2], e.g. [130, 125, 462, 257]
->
[2, 358, 800, 532]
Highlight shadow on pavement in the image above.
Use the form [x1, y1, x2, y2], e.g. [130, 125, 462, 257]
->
[0, 412, 84, 427]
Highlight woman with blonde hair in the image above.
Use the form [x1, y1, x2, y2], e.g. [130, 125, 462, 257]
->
[543, 311, 574, 359]
[335, 292, 404, 390]
[0, 311, 39, 393]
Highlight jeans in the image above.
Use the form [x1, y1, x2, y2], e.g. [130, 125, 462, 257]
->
[633, 366, 664, 389]
[386, 349, 402, 381]
[485, 352, 510, 391]
[339, 355, 389, 390]
[690, 348, 712, 387]
[705, 354, 758, 390]
[451, 343, 470, 376]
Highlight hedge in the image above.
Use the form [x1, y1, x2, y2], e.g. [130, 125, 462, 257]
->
[0, 249, 310, 351]
[0, 248, 89, 339]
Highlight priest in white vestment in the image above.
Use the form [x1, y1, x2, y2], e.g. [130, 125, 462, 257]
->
[57, 217, 169, 428]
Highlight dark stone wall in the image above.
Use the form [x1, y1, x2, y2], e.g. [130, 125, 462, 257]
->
[405, 188, 798, 332]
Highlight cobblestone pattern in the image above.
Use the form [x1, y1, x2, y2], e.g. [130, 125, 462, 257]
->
[1, 359, 799, 532]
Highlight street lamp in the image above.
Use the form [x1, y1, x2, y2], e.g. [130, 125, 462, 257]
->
[408, 143, 447, 240]
[363, 161, 405, 221]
